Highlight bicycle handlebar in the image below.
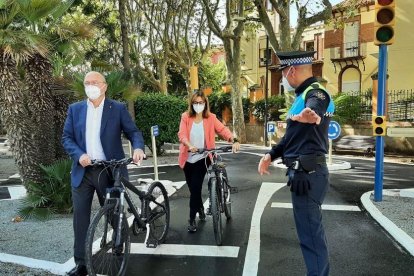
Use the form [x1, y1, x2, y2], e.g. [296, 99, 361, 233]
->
[90, 158, 133, 167]
[194, 145, 233, 154]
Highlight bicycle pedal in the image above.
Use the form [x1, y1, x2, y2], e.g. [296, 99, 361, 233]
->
[146, 239, 158, 248]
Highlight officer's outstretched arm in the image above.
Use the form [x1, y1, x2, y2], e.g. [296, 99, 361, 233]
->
[291, 107, 321, 125]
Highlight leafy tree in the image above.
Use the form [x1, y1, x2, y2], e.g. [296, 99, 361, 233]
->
[201, 0, 254, 143]
[253, 0, 333, 51]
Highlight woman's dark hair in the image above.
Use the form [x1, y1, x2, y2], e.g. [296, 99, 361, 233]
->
[188, 90, 210, 118]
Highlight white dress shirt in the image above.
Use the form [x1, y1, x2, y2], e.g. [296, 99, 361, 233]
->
[85, 98, 106, 160]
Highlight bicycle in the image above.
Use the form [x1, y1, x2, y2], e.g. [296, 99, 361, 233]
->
[196, 146, 238, 246]
[84, 158, 170, 276]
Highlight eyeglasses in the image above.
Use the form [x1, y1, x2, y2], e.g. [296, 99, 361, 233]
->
[84, 81, 106, 86]
[192, 101, 205, 105]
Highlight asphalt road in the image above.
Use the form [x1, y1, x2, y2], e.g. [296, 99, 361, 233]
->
[121, 150, 414, 276]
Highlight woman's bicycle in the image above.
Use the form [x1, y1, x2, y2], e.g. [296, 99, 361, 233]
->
[197, 146, 237, 245]
[84, 158, 170, 276]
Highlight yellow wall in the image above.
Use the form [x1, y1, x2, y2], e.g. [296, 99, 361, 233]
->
[388, 1, 414, 91]
[323, 2, 414, 94]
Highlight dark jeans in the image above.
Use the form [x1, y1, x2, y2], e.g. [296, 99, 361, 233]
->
[72, 166, 112, 265]
[290, 165, 330, 276]
[183, 158, 210, 220]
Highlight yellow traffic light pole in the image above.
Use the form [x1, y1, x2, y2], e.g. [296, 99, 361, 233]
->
[373, 0, 395, 202]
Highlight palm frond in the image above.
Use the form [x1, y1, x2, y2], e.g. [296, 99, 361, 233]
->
[17, 0, 62, 24]
[0, 1, 19, 28]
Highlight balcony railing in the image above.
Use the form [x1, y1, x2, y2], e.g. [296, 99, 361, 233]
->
[330, 41, 367, 60]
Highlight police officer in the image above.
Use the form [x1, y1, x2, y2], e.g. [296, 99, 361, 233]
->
[258, 51, 335, 276]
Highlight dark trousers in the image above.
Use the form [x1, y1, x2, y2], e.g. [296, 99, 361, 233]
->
[291, 165, 330, 276]
[183, 159, 209, 220]
[71, 166, 112, 265]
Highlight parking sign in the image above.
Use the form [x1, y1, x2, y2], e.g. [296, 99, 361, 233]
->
[267, 122, 276, 134]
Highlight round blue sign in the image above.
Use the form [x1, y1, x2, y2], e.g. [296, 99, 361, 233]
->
[328, 121, 341, 140]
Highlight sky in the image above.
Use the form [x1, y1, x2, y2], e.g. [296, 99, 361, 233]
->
[290, 0, 344, 27]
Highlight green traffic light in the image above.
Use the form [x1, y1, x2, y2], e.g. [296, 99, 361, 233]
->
[375, 127, 384, 135]
[376, 26, 394, 43]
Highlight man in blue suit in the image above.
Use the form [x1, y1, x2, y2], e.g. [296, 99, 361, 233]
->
[62, 71, 145, 276]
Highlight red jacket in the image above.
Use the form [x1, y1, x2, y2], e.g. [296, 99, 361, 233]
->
[177, 112, 233, 168]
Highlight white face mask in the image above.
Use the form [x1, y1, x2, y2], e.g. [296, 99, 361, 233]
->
[282, 67, 294, 92]
[85, 85, 102, 100]
[192, 103, 205, 114]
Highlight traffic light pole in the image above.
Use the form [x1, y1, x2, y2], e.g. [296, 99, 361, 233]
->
[264, 35, 269, 147]
[374, 44, 387, 202]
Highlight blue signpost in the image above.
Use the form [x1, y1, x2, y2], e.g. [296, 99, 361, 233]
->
[328, 121, 341, 165]
[328, 121, 341, 140]
[151, 125, 160, 180]
[267, 122, 276, 134]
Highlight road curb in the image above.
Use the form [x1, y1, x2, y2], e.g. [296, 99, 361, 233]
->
[360, 190, 414, 256]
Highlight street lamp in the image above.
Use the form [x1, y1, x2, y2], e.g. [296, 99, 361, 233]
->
[264, 35, 269, 147]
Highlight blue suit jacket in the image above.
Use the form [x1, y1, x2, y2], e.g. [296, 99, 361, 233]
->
[62, 98, 144, 187]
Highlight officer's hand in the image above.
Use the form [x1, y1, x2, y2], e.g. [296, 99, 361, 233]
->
[258, 154, 271, 175]
[291, 107, 321, 125]
[133, 149, 146, 165]
[232, 142, 240, 153]
[287, 170, 311, 195]
[79, 154, 91, 167]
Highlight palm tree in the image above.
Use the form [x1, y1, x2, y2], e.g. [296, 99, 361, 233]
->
[0, 1, 50, 183]
[0, 0, 80, 184]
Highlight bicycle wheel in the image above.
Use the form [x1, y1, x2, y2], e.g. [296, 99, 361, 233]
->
[144, 181, 170, 243]
[222, 176, 231, 219]
[210, 178, 223, 245]
[85, 203, 130, 276]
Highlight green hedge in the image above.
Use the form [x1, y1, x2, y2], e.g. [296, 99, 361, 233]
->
[252, 95, 285, 122]
[135, 93, 187, 154]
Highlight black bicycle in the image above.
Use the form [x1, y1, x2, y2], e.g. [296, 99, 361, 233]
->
[84, 158, 170, 276]
[197, 146, 237, 245]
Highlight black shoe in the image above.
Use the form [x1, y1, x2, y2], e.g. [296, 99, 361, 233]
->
[66, 265, 87, 276]
[199, 208, 206, 221]
[187, 219, 197, 233]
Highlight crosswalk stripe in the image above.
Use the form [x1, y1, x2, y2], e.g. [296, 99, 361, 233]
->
[129, 243, 239, 258]
[271, 202, 360, 211]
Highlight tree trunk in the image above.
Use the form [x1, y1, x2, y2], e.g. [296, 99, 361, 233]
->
[25, 54, 56, 182]
[0, 54, 37, 184]
[51, 80, 72, 160]
[159, 60, 168, 95]
[224, 30, 246, 142]
[118, 0, 136, 120]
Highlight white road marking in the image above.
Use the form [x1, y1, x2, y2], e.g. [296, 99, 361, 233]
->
[8, 186, 27, 200]
[129, 172, 166, 177]
[271, 202, 361, 211]
[129, 243, 239, 258]
[242, 182, 285, 276]
[0, 253, 67, 275]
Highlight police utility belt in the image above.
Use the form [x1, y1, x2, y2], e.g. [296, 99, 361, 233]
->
[283, 155, 326, 174]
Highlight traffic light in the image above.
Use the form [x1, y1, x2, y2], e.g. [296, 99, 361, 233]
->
[189, 65, 199, 91]
[374, 0, 396, 45]
[372, 115, 387, 136]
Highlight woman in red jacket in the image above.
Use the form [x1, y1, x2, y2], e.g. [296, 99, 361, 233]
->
[178, 91, 240, 232]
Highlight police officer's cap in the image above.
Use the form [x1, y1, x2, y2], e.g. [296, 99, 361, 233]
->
[277, 50, 316, 71]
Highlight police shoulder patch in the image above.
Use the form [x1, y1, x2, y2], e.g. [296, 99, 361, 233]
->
[314, 90, 326, 100]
